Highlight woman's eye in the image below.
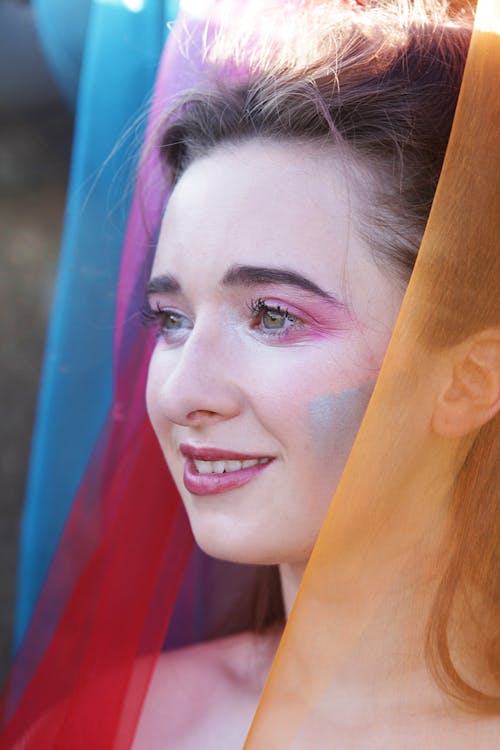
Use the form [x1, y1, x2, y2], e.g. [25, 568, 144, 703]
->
[161, 312, 186, 330]
[157, 310, 193, 338]
[249, 298, 303, 339]
[141, 302, 192, 340]
[262, 307, 290, 329]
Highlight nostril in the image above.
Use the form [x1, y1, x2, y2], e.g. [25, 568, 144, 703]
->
[186, 409, 219, 421]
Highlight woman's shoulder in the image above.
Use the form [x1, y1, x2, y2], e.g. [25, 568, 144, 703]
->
[133, 628, 281, 750]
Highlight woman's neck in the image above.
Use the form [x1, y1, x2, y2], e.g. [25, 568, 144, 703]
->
[277, 510, 451, 689]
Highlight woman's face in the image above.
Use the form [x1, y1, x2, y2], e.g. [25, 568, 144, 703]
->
[146, 139, 404, 566]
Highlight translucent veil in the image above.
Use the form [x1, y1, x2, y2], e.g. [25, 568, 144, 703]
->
[244, 0, 500, 743]
[16, 0, 178, 653]
[1, 0, 498, 748]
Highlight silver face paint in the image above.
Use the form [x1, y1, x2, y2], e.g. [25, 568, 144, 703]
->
[308, 383, 374, 457]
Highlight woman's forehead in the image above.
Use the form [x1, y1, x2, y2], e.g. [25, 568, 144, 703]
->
[154, 138, 373, 283]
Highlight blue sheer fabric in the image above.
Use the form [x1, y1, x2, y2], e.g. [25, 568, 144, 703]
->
[32, 0, 92, 108]
[16, 0, 180, 649]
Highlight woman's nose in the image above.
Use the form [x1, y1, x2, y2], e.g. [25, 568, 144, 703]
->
[147, 330, 244, 428]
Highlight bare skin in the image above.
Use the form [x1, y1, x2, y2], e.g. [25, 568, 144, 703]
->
[134, 630, 280, 750]
[134, 625, 498, 749]
[134, 533, 499, 749]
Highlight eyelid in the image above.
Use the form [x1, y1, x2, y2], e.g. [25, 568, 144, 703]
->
[247, 295, 351, 346]
[247, 297, 306, 342]
[143, 291, 192, 314]
[140, 298, 160, 326]
[141, 299, 176, 323]
[249, 297, 307, 322]
[252, 293, 352, 331]
[140, 299, 194, 340]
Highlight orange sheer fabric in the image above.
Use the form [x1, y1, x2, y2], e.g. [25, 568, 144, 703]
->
[244, 0, 500, 745]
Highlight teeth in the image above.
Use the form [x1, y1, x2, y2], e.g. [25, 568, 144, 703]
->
[225, 460, 242, 472]
[192, 458, 270, 474]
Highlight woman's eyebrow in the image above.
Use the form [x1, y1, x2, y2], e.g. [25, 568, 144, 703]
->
[146, 266, 344, 306]
[221, 264, 343, 305]
[146, 274, 181, 296]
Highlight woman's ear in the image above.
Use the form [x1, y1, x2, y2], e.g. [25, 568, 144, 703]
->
[432, 329, 500, 439]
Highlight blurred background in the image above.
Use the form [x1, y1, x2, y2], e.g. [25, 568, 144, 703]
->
[0, 0, 74, 683]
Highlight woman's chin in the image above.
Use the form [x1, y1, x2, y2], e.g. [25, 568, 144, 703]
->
[193, 533, 280, 566]
[190, 523, 314, 568]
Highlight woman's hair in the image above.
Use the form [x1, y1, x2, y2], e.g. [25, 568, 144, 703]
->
[159, 0, 473, 284]
[154, 0, 499, 714]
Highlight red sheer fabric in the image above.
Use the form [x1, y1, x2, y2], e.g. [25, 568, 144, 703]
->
[0, 12, 200, 750]
[0, 419, 192, 748]
[0, 8, 260, 748]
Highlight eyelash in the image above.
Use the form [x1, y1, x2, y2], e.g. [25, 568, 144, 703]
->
[141, 300, 163, 328]
[248, 298, 303, 339]
[140, 298, 303, 341]
[140, 301, 190, 338]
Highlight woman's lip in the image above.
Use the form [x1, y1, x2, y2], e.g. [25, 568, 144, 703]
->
[182, 456, 273, 496]
[179, 443, 271, 461]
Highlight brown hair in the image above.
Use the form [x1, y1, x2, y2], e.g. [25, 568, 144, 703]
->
[156, 0, 499, 714]
[160, 1, 472, 283]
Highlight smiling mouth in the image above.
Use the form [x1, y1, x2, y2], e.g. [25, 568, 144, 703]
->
[193, 457, 271, 474]
[179, 444, 274, 496]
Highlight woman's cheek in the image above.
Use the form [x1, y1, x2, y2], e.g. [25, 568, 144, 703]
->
[307, 384, 374, 461]
[145, 351, 174, 435]
[145, 360, 159, 425]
